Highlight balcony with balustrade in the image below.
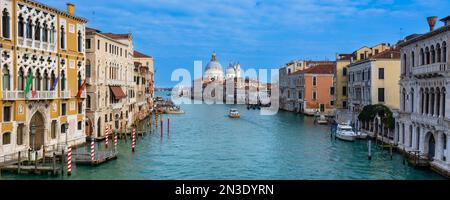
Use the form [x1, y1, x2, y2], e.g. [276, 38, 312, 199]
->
[412, 62, 448, 77]
[2, 91, 58, 100]
[61, 90, 71, 99]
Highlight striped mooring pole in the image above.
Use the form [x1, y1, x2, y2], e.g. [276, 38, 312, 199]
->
[67, 145, 72, 176]
[105, 127, 109, 148]
[160, 118, 164, 138]
[90, 140, 95, 162]
[132, 128, 136, 152]
[167, 118, 170, 136]
[114, 134, 118, 153]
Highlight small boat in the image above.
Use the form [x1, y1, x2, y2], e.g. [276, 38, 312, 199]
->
[315, 115, 328, 125]
[336, 124, 357, 142]
[229, 109, 240, 118]
[356, 131, 368, 139]
[164, 106, 185, 114]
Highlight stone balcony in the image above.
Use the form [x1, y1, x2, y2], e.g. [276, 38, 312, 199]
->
[2, 91, 57, 100]
[108, 79, 125, 86]
[412, 62, 448, 77]
[112, 103, 123, 110]
[411, 113, 445, 128]
[18, 37, 57, 52]
[61, 91, 71, 99]
[2, 91, 19, 100]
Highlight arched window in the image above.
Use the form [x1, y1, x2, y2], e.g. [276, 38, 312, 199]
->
[43, 22, 48, 42]
[61, 70, 66, 91]
[60, 26, 65, 49]
[420, 48, 424, 65]
[87, 95, 91, 109]
[43, 70, 49, 91]
[18, 68, 24, 90]
[443, 42, 447, 62]
[86, 59, 91, 78]
[425, 47, 430, 64]
[18, 15, 24, 37]
[411, 51, 415, 67]
[34, 19, 41, 41]
[402, 54, 407, 74]
[443, 88, 446, 118]
[2, 9, 11, 38]
[2, 65, 10, 90]
[2, 132, 11, 145]
[431, 45, 435, 63]
[77, 31, 82, 52]
[343, 67, 347, 76]
[410, 89, 414, 113]
[436, 43, 441, 62]
[26, 17, 32, 39]
[402, 88, 406, 111]
[50, 71, 55, 90]
[49, 23, 55, 43]
[36, 69, 42, 91]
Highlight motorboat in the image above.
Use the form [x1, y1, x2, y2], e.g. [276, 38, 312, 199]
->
[356, 131, 368, 139]
[336, 124, 357, 142]
[164, 106, 185, 114]
[315, 115, 328, 125]
[228, 109, 240, 118]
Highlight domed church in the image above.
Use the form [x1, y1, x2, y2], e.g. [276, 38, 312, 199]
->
[204, 53, 224, 81]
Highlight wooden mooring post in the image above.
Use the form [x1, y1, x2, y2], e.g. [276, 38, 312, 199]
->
[368, 140, 372, 160]
[34, 151, 38, 173]
[52, 152, 56, 175]
[18, 151, 21, 174]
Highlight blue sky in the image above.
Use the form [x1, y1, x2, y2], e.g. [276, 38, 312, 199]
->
[47, 0, 450, 87]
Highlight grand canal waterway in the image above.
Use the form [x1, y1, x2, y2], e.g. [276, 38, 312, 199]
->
[1, 94, 445, 180]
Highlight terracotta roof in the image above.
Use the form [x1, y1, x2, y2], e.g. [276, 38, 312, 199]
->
[292, 63, 335, 75]
[370, 47, 400, 59]
[102, 33, 131, 40]
[337, 53, 355, 61]
[134, 51, 152, 58]
[86, 27, 99, 34]
[399, 24, 450, 47]
[304, 61, 335, 67]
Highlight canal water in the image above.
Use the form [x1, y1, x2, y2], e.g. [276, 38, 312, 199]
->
[1, 94, 445, 180]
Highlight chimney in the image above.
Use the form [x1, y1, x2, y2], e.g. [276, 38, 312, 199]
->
[427, 16, 437, 31]
[67, 3, 75, 16]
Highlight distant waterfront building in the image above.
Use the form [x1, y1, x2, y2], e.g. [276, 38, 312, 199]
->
[0, 1, 87, 155]
[347, 46, 401, 134]
[191, 53, 270, 104]
[85, 28, 135, 137]
[133, 51, 154, 114]
[334, 43, 391, 111]
[279, 60, 334, 111]
[396, 16, 450, 177]
[288, 63, 335, 115]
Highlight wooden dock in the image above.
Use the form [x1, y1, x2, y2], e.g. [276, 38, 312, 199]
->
[1, 151, 62, 176]
[73, 151, 118, 166]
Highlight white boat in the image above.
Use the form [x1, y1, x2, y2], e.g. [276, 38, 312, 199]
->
[229, 109, 240, 118]
[315, 115, 328, 125]
[356, 131, 368, 139]
[336, 124, 357, 142]
[164, 106, 185, 114]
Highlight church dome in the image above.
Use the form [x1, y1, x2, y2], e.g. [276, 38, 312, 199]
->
[205, 53, 224, 81]
[205, 53, 223, 71]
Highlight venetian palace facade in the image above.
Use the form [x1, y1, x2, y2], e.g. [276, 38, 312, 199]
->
[396, 16, 450, 176]
[1, 1, 87, 155]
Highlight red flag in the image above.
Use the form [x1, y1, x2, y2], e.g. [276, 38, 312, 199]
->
[32, 89, 37, 98]
[76, 80, 87, 98]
